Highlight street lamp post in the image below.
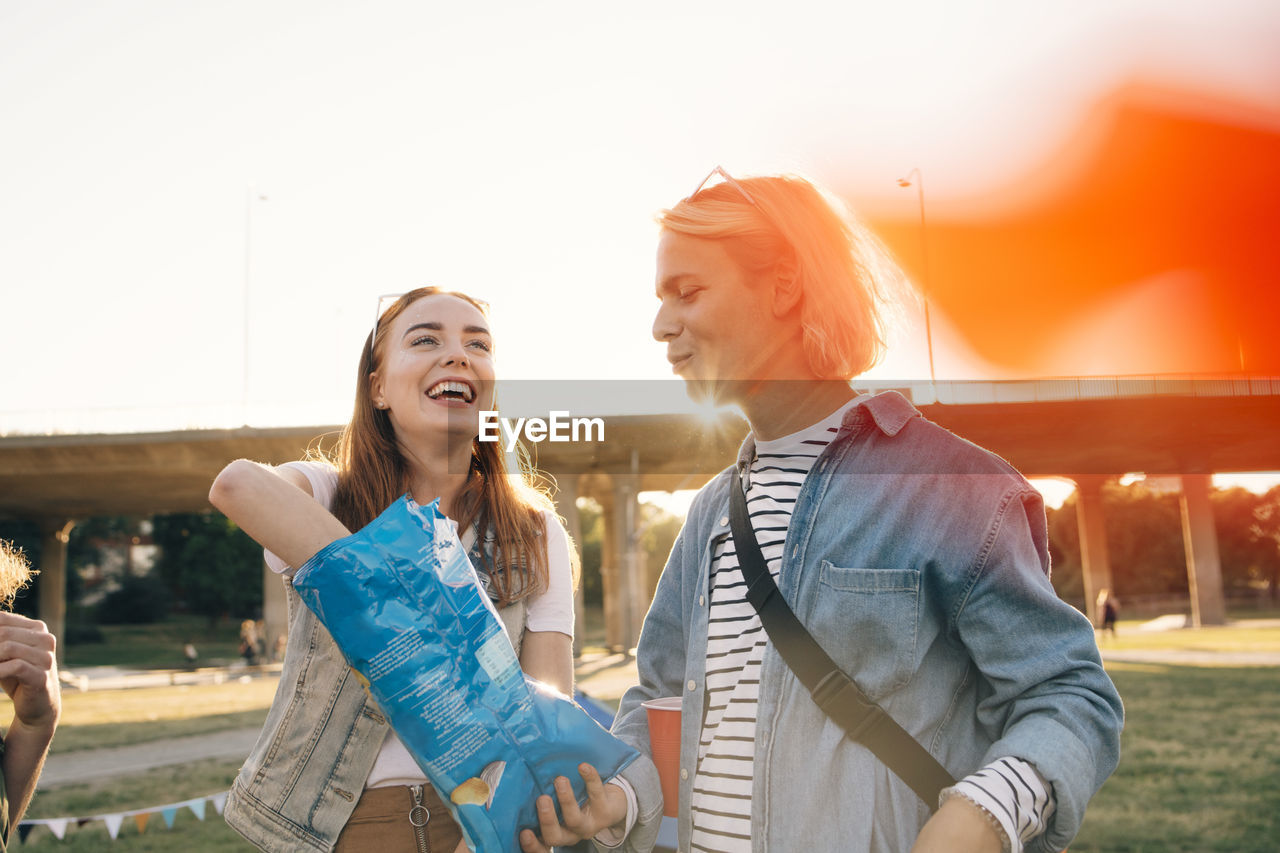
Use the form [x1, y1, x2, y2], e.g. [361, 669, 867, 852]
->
[243, 184, 267, 426]
[897, 168, 937, 387]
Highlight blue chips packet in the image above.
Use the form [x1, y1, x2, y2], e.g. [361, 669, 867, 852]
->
[292, 495, 638, 853]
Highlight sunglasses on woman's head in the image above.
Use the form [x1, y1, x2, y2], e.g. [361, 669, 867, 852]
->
[369, 290, 492, 364]
[370, 292, 403, 364]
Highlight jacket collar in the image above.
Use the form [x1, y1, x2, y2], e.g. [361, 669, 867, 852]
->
[734, 390, 920, 472]
[842, 389, 919, 437]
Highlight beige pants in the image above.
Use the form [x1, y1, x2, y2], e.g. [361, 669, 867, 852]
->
[334, 784, 463, 853]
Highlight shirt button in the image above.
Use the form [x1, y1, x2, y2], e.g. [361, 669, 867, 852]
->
[687, 680, 697, 691]
[698, 595, 705, 606]
[680, 768, 689, 780]
[719, 516, 728, 527]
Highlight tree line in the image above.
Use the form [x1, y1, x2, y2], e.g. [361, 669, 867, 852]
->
[1046, 482, 1280, 608]
[0, 480, 1275, 634]
[0, 512, 261, 630]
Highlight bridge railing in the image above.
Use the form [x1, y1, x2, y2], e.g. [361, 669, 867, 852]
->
[862, 375, 1280, 406]
[3, 375, 1277, 437]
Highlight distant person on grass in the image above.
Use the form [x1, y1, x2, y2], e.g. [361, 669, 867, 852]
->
[1097, 589, 1119, 639]
[238, 619, 261, 666]
[0, 541, 61, 850]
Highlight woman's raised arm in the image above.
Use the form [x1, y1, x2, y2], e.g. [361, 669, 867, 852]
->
[209, 459, 350, 570]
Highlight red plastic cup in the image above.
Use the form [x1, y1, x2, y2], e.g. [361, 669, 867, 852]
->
[641, 697, 683, 818]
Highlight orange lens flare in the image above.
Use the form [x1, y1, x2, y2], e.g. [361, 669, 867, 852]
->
[872, 82, 1280, 377]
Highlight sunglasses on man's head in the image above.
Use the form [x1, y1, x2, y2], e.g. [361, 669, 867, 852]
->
[687, 165, 759, 207]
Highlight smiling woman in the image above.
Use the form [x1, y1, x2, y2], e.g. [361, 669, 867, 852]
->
[208, 287, 577, 853]
[356, 290, 499, 510]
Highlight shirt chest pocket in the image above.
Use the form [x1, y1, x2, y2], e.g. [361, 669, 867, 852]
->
[811, 562, 921, 700]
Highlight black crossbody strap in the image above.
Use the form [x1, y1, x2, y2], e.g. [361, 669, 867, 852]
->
[729, 470, 955, 807]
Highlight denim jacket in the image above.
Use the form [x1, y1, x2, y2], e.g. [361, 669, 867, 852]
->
[606, 392, 1123, 853]
[224, 532, 528, 853]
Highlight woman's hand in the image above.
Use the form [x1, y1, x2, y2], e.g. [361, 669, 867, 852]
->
[518, 763, 628, 853]
[909, 796, 1005, 853]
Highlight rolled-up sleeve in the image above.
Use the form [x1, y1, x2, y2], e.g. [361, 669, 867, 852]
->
[953, 487, 1124, 853]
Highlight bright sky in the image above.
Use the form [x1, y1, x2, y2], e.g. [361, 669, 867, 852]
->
[3, 1, 1278, 512]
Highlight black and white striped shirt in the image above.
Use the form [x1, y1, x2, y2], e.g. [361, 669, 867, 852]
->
[688, 400, 1055, 853]
[689, 407, 843, 851]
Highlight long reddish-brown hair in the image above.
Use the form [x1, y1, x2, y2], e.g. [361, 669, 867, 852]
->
[327, 287, 554, 606]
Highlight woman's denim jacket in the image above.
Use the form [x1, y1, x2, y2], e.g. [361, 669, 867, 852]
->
[606, 392, 1123, 853]
[224, 531, 528, 853]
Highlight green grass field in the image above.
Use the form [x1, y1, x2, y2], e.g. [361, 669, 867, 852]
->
[14, 616, 1280, 850]
[1071, 663, 1280, 852]
[15, 677, 277, 850]
[63, 617, 246, 669]
[47, 679, 277, 753]
[1100, 620, 1280, 654]
[21, 759, 252, 851]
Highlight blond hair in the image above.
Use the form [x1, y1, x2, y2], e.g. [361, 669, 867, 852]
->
[659, 173, 905, 380]
[0, 540, 36, 610]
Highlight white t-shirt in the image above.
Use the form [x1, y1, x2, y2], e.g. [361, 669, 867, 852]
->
[264, 460, 575, 788]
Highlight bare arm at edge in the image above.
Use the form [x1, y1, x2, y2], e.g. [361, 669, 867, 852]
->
[0, 612, 61, 829]
[519, 630, 573, 696]
[209, 459, 350, 570]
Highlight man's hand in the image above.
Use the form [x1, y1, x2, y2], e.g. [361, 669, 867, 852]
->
[910, 795, 1005, 853]
[519, 763, 628, 853]
[0, 612, 61, 828]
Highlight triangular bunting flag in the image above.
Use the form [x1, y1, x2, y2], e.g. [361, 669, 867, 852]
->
[19, 792, 237, 842]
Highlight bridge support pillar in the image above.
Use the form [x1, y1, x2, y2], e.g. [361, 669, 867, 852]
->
[262, 559, 288, 661]
[611, 474, 644, 654]
[592, 483, 622, 652]
[1073, 476, 1114, 628]
[38, 518, 75, 664]
[592, 472, 642, 653]
[599, 471, 645, 650]
[552, 473, 586, 657]
[1180, 474, 1226, 627]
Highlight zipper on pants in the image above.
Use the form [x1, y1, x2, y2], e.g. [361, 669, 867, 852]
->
[409, 784, 430, 853]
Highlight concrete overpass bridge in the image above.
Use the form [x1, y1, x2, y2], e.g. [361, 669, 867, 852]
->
[3, 379, 1278, 659]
